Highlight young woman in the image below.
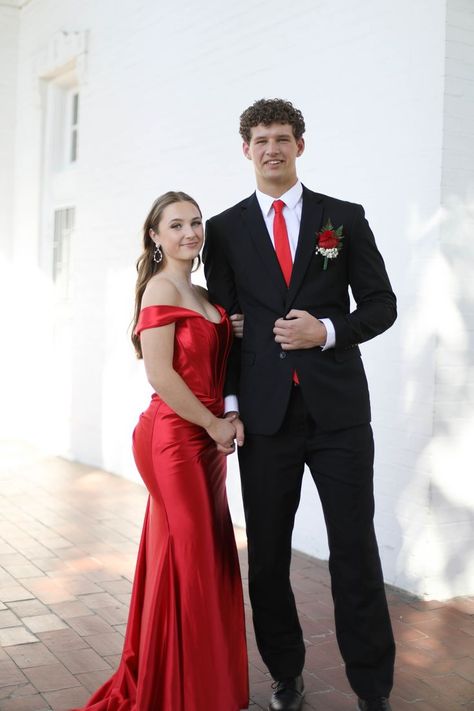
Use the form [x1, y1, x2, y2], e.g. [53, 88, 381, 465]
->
[74, 191, 248, 711]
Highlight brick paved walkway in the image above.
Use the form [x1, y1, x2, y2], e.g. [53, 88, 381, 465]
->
[0, 441, 472, 710]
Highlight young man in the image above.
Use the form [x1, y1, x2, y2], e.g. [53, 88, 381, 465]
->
[203, 99, 396, 711]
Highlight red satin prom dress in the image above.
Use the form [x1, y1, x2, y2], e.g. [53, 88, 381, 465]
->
[73, 304, 249, 711]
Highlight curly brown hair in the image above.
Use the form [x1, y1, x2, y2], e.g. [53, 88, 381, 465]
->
[239, 98, 306, 143]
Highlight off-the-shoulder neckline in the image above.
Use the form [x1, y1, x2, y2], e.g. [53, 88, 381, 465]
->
[139, 303, 225, 325]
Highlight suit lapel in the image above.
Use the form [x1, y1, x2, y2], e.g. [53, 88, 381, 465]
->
[241, 193, 288, 295]
[286, 186, 324, 310]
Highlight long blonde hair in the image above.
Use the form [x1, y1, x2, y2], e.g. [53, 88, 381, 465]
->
[131, 191, 202, 358]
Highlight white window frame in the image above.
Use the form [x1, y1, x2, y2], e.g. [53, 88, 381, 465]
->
[65, 88, 79, 165]
[52, 206, 75, 298]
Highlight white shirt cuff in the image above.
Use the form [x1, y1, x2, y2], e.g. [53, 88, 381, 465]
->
[320, 318, 336, 351]
[224, 395, 239, 414]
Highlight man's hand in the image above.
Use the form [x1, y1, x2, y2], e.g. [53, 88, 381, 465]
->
[215, 411, 245, 454]
[230, 313, 244, 339]
[224, 411, 245, 447]
[273, 309, 327, 350]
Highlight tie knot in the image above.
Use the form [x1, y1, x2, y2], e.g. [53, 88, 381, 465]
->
[273, 199, 285, 214]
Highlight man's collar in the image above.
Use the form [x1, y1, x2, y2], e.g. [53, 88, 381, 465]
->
[256, 180, 303, 216]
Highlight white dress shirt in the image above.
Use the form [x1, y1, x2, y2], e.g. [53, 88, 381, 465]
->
[256, 181, 303, 259]
[224, 180, 336, 414]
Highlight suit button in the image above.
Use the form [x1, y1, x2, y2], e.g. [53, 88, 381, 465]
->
[279, 352, 286, 359]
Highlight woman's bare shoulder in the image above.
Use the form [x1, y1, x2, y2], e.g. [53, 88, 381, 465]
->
[141, 276, 181, 308]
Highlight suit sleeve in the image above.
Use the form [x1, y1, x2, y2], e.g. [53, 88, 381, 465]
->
[203, 218, 242, 397]
[330, 205, 397, 349]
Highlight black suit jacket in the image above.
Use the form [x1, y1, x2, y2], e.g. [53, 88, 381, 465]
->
[203, 186, 396, 435]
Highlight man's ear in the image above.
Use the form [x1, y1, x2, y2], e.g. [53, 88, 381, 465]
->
[242, 142, 252, 160]
[296, 137, 305, 158]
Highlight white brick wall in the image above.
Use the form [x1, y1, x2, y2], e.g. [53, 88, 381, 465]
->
[422, 0, 474, 599]
[1, 0, 472, 598]
[0, 2, 20, 437]
[0, 2, 20, 259]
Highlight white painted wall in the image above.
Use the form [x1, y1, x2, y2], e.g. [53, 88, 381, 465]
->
[1, 0, 472, 598]
[0, 1, 20, 437]
[399, 0, 474, 599]
[0, 2, 19, 259]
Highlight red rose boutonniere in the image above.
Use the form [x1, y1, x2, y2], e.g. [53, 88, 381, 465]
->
[316, 220, 344, 270]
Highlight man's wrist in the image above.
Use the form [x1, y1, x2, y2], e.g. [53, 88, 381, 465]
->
[319, 317, 335, 350]
[224, 394, 239, 414]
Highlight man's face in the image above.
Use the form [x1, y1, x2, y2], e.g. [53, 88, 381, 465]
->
[243, 123, 305, 192]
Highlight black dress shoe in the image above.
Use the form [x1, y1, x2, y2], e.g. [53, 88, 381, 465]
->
[357, 698, 392, 711]
[269, 675, 305, 711]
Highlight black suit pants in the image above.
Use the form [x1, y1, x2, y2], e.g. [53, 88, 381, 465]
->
[238, 385, 395, 699]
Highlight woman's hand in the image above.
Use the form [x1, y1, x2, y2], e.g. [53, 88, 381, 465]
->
[206, 417, 237, 455]
[230, 313, 244, 339]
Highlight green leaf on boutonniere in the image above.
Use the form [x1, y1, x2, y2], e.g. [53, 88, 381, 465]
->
[316, 219, 345, 270]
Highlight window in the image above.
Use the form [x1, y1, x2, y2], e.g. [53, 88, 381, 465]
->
[68, 90, 79, 163]
[53, 207, 75, 295]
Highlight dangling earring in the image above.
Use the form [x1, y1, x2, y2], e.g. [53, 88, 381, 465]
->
[153, 245, 163, 264]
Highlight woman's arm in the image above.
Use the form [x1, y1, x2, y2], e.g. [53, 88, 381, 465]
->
[140, 279, 237, 452]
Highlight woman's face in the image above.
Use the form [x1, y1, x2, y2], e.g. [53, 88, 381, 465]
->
[151, 201, 203, 264]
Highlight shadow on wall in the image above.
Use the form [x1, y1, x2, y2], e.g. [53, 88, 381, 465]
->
[431, 482, 474, 593]
[397, 192, 474, 599]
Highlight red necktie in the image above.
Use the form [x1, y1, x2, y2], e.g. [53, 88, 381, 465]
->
[272, 200, 299, 384]
[272, 200, 293, 286]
